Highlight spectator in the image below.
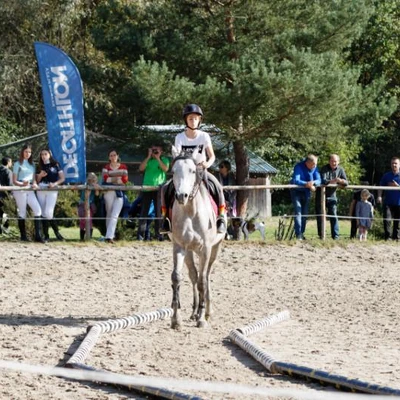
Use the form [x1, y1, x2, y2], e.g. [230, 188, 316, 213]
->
[377, 157, 400, 241]
[36, 148, 65, 241]
[290, 154, 321, 240]
[128, 195, 155, 241]
[356, 189, 374, 241]
[216, 160, 237, 217]
[102, 150, 128, 243]
[315, 154, 348, 240]
[0, 156, 13, 234]
[138, 144, 169, 241]
[349, 182, 375, 239]
[161, 104, 226, 234]
[77, 172, 100, 241]
[12, 144, 45, 242]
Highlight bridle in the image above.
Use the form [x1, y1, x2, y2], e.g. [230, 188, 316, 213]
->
[173, 154, 204, 201]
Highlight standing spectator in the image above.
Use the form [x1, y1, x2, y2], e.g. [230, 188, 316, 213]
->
[77, 172, 100, 241]
[12, 144, 45, 242]
[216, 160, 237, 217]
[102, 150, 128, 243]
[138, 144, 169, 241]
[161, 104, 226, 234]
[356, 189, 374, 241]
[290, 154, 321, 240]
[36, 148, 65, 241]
[0, 156, 13, 234]
[128, 194, 155, 240]
[377, 157, 400, 241]
[349, 182, 375, 239]
[315, 154, 348, 240]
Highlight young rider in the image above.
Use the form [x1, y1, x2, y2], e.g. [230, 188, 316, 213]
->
[161, 104, 226, 234]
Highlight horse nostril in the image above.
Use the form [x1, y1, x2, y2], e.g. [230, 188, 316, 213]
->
[184, 194, 188, 198]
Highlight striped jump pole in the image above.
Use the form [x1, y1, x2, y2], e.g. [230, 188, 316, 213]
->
[229, 311, 400, 396]
[66, 307, 205, 400]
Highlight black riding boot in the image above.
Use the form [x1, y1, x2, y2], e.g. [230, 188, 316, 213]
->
[159, 217, 171, 234]
[217, 217, 226, 234]
[42, 219, 50, 241]
[80, 229, 85, 241]
[50, 219, 65, 241]
[18, 218, 29, 241]
[34, 217, 46, 243]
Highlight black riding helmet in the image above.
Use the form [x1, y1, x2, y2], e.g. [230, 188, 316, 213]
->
[182, 104, 203, 128]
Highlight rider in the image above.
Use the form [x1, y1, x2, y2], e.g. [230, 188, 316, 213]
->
[160, 104, 227, 234]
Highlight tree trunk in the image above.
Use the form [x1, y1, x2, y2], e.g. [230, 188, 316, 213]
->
[233, 139, 249, 218]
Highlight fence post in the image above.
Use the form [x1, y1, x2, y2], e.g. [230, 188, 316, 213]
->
[321, 186, 326, 240]
[84, 188, 91, 241]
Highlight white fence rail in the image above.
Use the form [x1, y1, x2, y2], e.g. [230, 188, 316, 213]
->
[0, 184, 396, 240]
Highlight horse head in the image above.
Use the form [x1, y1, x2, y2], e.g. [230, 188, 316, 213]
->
[171, 146, 203, 205]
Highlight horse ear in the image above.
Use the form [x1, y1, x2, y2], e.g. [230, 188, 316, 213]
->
[171, 145, 180, 159]
[191, 147, 202, 164]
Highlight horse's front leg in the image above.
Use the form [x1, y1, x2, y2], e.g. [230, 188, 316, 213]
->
[185, 251, 199, 321]
[196, 250, 211, 328]
[205, 242, 222, 321]
[171, 244, 185, 330]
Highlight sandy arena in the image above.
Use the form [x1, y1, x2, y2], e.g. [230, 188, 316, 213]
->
[0, 241, 400, 399]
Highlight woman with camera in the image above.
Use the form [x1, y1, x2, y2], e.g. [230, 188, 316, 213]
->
[138, 144, 170, 241]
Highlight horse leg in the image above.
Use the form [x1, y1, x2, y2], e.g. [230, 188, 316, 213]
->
[205, 242, 222, 321]
[171, 244, 185, 330]
[196, 250, 211, 328]
[185, 251, 199, 321]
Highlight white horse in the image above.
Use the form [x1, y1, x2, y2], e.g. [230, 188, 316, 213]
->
[169, 147, 225, 329]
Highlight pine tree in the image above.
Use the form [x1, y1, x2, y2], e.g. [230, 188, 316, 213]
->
[90, 1, 397, 213]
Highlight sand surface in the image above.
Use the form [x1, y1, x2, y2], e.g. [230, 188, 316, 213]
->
[0, 241, 400, 399]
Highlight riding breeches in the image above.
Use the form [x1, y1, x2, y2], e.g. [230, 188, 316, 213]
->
[36, 190, 58, 219]
[103, 190, 123, 239]
[12, 190, 42, 219]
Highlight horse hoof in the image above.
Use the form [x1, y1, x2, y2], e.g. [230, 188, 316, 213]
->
[171, 320, 182, 330]
[197, 320, 208, 328]
[190, 314, 198, 321]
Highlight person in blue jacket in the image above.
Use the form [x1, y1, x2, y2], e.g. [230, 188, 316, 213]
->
[377, 156, 400, 241]
[290, 154, 321, 240]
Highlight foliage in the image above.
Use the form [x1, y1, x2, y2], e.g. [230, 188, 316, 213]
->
[86, 0, 396, 219]
[0, 117, 23, 146]
[0, 0, 398, 217]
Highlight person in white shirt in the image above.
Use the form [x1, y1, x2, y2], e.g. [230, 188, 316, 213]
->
[161, 104, 226, 234]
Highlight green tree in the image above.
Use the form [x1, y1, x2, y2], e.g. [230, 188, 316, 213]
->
[348, 0, 400, 182]
[90, 0, 396, 216]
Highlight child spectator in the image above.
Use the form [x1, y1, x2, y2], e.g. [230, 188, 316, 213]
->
[78, 172, 100, 241]
[356, 189, 374, 241]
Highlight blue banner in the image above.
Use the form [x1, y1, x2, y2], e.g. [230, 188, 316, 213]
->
[34, 42, 86, 183]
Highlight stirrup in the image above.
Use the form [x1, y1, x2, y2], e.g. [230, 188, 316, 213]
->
[216, 217, 226, 234]
[160, 217, 171, 234]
